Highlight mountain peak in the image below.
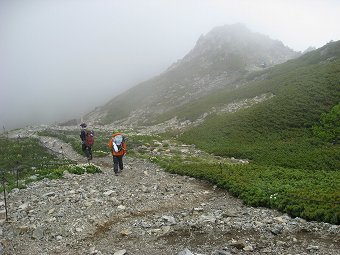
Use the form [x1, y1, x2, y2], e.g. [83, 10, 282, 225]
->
[182, 23, 297, 68]
[87, 24, 300, 125]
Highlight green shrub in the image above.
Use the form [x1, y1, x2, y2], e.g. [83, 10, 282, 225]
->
[0, 137, 102, 192]
[158, 160, 339, 224]
[313, 103, 340, 143]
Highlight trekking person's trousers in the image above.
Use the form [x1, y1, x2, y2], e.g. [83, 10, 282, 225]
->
[113, 155, 124, 173]
[82, 144, 92, 160]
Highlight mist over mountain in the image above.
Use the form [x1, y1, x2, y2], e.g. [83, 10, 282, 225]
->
[86, 24, 299, 125]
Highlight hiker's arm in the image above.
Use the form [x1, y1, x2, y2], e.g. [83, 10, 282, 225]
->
[80, 131, 86, 142]
[107, 139, 113, 149]
[123, 142, 127, 154]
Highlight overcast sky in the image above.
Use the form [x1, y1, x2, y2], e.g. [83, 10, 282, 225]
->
[1, 0, 340, 130]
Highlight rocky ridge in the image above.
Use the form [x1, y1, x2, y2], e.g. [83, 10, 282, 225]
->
[0, 129, 339, 255]
[89, 24, 298, 126]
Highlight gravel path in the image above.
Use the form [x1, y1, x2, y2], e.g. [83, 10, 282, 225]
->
[0, 135, 339, 255]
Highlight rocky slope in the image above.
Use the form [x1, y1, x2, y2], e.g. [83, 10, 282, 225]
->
[0, 129, 339, 255]
[86, 24, 298, 126]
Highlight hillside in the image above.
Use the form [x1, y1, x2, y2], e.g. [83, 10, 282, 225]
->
[86, 24, 298, 125]
[179, 40, 340, 167]
[124, 40, 340, 224]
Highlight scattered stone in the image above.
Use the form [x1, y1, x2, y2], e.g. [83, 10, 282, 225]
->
[162, 215, 177, 225]
[32, 227, 44, 240]
[113, 249, 127, 255]
[18, 225, 30, 234]
[120, 229, 132, 236]
[306, 245, 319, 251]
[48, 208, 55, 214]
[229, 240, 246, 249]
[178, 248, 194, 255]
[199, 214, 216, 223]
[18, 202, 30, 211]
[162, 225, 171, 234]
[243, 245, 254, 251]
[193, 207, 204, 212]
[43, 192, 56, 197]
[212, 250, 232, 255]
[117, 205, 126, 210]
[270, 224, 284, 235]
[103, 190, 115, 196]
[222, 210, 238, 218]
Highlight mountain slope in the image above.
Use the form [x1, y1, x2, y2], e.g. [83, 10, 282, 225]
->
[180, 40, 340, 171]
[86, 24, 298, 125]
[153, 40, 340, 124]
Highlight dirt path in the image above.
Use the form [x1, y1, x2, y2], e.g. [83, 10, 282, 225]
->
[1, 135, 339, 255]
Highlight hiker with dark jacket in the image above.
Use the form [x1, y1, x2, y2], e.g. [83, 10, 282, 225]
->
[80, 123, 93, 160]
[108, 131, 127, 175]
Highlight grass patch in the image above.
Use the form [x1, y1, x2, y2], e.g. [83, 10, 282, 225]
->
[127, 133, 340, 224]
[37, 129, 112, 157]
[0, 136, 101, 192]
[155, 156, 340, 224]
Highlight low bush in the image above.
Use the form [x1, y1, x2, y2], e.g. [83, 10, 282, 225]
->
[0, 137, 101, 192]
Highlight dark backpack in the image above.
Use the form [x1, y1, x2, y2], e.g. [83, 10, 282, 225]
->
[85, 130, 94, 147]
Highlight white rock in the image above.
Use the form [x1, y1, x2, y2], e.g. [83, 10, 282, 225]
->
[307, 245, 319, 251]
[68, 190, 76, 195]
[120, 229, 132, 236]
[117, 205, 126, 210]
[43, 192, 56, 197]
[18, 202, 30, 211]
[194, 207, 204, 212]
[162, 215, 177, 225]
[199, 214, 216, 223]
[114, 249, 127, 255]
[103, 190, 115, 196]
[243, 245, 254, 251]
[177, 248, 194, 255]
[48, 208, 55, 214]
[274, 216, 286, 224]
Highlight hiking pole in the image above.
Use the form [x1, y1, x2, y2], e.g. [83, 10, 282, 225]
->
[13, 161, 21, 189]
[1, 174, 9, 221]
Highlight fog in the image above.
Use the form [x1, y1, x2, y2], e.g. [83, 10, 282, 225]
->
[1, 0, 340, 130]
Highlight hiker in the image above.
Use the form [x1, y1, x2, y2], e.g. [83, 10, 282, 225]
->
[80, 123, 94, 160]
[108, 131, 127, 175]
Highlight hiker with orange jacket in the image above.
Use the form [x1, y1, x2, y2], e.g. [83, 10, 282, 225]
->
[108, 131, 127, 175]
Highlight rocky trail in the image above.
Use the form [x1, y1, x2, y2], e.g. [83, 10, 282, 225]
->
[0, 134, 339, 255]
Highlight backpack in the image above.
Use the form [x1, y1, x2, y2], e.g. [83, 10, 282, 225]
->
[112, 134, 124, 152]
[85, 130, 94, 147]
